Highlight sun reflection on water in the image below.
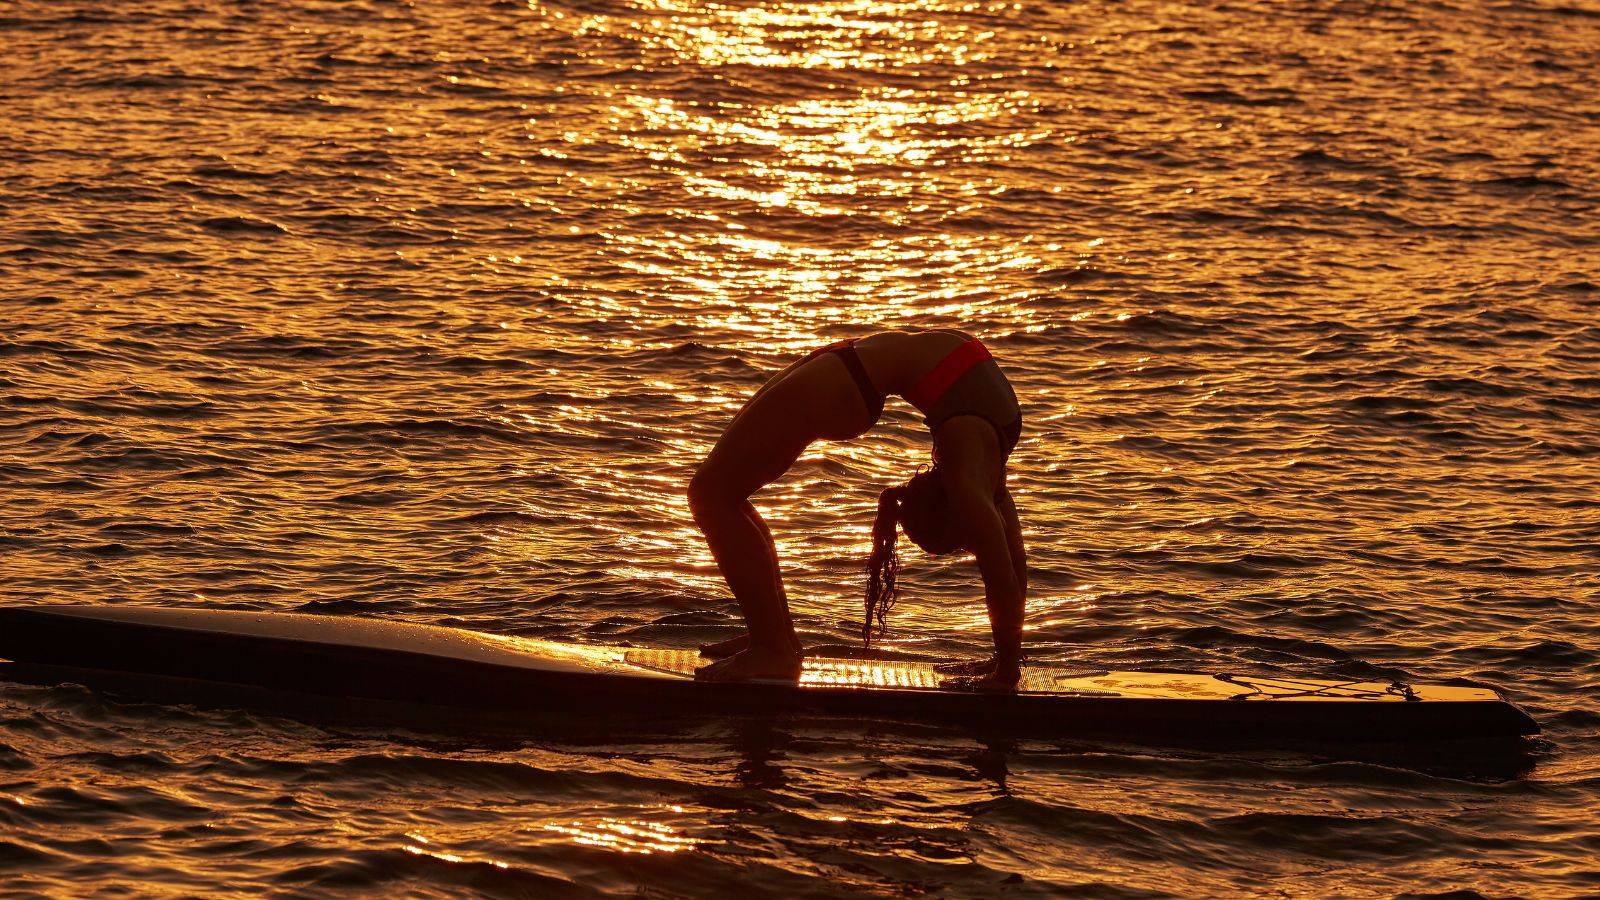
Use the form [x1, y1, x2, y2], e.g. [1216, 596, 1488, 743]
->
[530, 0, 1072, 619]
[549, 0, 1017, 70]
[403, 833, 513, 869]
[542, 816, 705, 854]
[538, 0, 1060, 366]
[466, 78, 1080, 627]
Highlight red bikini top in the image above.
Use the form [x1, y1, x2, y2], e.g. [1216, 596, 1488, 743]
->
[905, 339, 992, 412]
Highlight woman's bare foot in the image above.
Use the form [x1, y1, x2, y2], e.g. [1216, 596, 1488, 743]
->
[699, 634, 751, 659]
[694, 645, 803, 683]
[934, 657, 997, 676]
[940, 661, 1021, 693]
[700, 632, 804, 660]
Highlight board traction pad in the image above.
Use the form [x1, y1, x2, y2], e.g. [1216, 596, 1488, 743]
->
[616, 649, 1485, 703]
[622, 648, 1114, 694]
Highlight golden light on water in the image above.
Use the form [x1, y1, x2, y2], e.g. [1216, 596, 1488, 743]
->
[481, 0, 1104, 637]
[548, 0, 1059, 350]
[402, 835, 513, 870]
[549, 0, 1016, 70]
[8, 0, 1591, 891]
[542, 817, 704, 855]
[539, 0, 1076, 603]
[403, 809, 709, 863]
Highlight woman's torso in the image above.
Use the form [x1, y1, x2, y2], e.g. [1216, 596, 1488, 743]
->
[851, 330, 1022, 452]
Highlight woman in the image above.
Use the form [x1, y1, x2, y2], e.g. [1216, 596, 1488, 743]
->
[688, 330, 1027, 691]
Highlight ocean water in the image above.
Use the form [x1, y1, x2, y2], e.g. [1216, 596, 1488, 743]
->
[2, 0, 1598, 895]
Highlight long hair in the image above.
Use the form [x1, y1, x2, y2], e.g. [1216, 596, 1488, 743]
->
[864, 485, 905, 648]
[863, 468, 960, 649]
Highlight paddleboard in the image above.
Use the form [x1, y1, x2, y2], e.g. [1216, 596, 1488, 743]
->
[0, 604, 1538, 741]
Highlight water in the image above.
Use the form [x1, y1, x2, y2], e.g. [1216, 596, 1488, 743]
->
[2, 0, 1598, 894]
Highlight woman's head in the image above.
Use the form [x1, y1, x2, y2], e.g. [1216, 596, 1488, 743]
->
[863, 468, 962, 648]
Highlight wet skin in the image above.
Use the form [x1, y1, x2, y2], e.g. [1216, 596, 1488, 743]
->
[687, 331, 1027, 689]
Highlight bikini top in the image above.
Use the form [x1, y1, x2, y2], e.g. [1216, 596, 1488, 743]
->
[824, 337, 1020, 455]
[906, 339, 1021, 455]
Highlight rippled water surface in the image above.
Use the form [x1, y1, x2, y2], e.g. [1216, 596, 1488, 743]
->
[3, 0, 1599, 895]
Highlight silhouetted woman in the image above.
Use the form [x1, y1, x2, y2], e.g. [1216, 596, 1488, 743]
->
[689, 330, 1026, 691]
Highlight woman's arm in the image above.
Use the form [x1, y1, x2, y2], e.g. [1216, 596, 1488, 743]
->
[944, 473, 1024, 685]
[995, 486, 1027, 607]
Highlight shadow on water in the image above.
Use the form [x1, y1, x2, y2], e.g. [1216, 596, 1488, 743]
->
[725, 716, 792, 790]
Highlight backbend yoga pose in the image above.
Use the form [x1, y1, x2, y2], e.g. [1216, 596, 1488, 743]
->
[689, 330, 1027, 691]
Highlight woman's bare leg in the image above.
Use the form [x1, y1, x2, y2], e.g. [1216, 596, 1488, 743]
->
[690, 489, 792, 638]
[689, 477, 804, 679]
[701, 508, 792, 659]
[749, 500, 795, 637]
[700, 509, 793, 656]
[687, 351, 865, 681]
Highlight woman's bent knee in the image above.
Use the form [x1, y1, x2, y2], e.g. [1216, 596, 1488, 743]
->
[688, 468, 733, 522]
